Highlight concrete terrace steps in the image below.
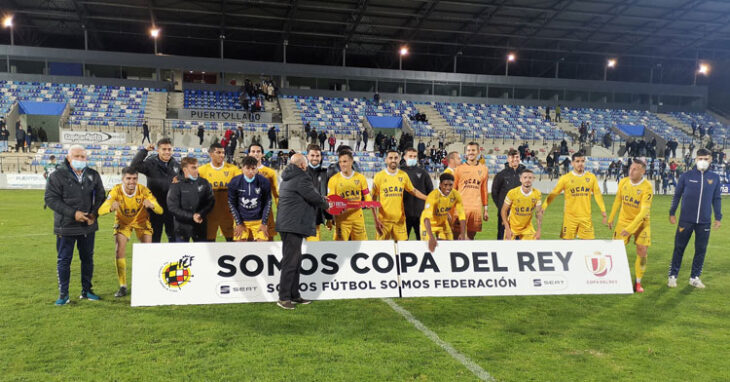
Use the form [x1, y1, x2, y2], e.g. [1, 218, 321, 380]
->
[415, 104, 459, 143]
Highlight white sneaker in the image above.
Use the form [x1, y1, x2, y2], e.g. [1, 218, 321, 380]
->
[667, 276, 677, 288]
[689, 277, 706, 289]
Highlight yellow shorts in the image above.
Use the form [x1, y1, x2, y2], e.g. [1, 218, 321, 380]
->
[206, 214, 234, 241]
[306, 225, 322, 242]
[233, 220, 268, 241]
[510, 232, 536, 240]
[561, 217, 594, 240]
[114, 223, 152, 240]
[422, 225, 453, 240]
[614, 221, 651, 246]
[335, 220, 368, 241]
[377, 220, 408, 241]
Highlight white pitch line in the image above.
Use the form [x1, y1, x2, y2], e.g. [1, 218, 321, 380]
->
[383, 298, 495, 382]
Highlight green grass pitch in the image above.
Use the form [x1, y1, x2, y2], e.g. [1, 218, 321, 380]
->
[1, 190, 728, 381]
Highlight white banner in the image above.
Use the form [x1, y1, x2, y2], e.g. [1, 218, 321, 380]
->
[178, 109, 273, 123]
[131, 241, 399, 307]
[131, 240, 632, 307]
[397, 240, 632, 297]
[60, 130, 127, 145]
[5, 173, 47, 189]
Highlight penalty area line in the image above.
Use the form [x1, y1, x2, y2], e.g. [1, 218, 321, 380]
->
[382, 298, 495, 382]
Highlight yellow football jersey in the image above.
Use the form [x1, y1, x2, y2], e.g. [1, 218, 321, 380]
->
[504, 186, 542, 235]
[443, 167, 454, 175]
[609, 177, 653, 233]
[198, 162, 242, 216]
[543, 171, 605, 218]
[327, 171, 372, 223]
[372, 169, 414, 222]
[99, 184, 162, 228]
[420, 189, 466, 228]
[257, 165, 279, 205]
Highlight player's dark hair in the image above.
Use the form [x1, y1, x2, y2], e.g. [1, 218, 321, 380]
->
[336, 145, 353, 155]
[157, 137, 172, 146]
[241, 155, 258, 168]
[386, 149, 400, 156]
[466, 141, 479, 148]
[571, 152, 585, 160]
[49, 155, 55, 160]
[180, 156, 197, 168]
[404, 147, 417, 155]
[338, 151, 354, 160]
[696, 148, 711, 157]
[521, 169, 534, 175]
[209, 142, 224, 152]
[440, 172, 455, 183]
[248, 142, 264, 153]
[306, 144, 321, 153]
[121, 167, 138, 176]
[632, 159, 647, 169]
[508, 149, 519, 156]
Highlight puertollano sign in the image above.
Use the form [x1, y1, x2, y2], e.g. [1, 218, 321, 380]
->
[131, 240, 632, 307]
[179, 109, 273, 123]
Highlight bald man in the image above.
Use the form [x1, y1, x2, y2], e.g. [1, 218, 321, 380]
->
[45, 145, 105, 305]
[275, 153, 330, 309]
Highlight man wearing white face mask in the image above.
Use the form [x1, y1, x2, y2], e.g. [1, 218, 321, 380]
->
[667, 148, 723, 288]
[45, 144, 105, 305]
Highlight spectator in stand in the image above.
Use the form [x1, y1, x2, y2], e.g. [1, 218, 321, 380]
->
[309, 128, 318, 144]
[560, 138, 568, 155]
[603, 131, 612, 149]
[545, 106, 551, 122]
[668, 138, 678, 158]
[355, 130, 362, 151]
[589, 129, 596, 144]
[38, 126, 48, 143]
[328, 133, 336, 153]
[304, 122, 311, 137]
[555, 105, 561, 122]
[699, 125, 705, 139]
[142, 120, 151, 144]
[561, 156, 571, 175]
[318, 130, 327, 148]
[27, 126, 34, 151]
[267, 125, 277, 149]
[362, 129, 369, 151]
[0, 123, 8, 152]
[417, 141, 426, 160]
[373, 92, 380, 105]
[691, 121, 697, 136]
[197, 124, 205, 146]
[16, 125, 25, 153]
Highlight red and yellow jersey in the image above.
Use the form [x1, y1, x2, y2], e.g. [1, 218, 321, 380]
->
[504, 186, 542, 235]
[421, 189, 465, 228]
[543, 171, 605, 219]
[257, 165, 279, 205]
[453, 162, 488, 211]
[198, 162, 242, 216]
[99, 184, 162, 228]
[372, 169, 414, 222]
[327, 171, 371, 223]
[609, 177, 653, 233]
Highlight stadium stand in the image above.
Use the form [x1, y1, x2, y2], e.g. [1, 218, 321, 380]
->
[183, 89, 265, 111]
[670, 111, 728, 141]
[561, 107, 693, 143]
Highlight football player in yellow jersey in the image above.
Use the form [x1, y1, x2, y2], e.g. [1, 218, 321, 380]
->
[198, 142, 242, 242]
[607, 160, 653, 293]
[98, 167, 163, 297]
[501, 169, 543, 240]
[543, 152, 607, 239]
[327, 151, 373, 241]
[248, 143, 279, 240]
[442, 151, 460, 175]
[371, 150, 427, 240]
[422, 173, 466, 252]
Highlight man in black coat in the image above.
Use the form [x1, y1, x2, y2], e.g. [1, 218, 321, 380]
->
[401, 147, 434, 239]
[304, 144, 331, 241]
[142, 120, 150, 144]
[275, 154, 329, 310]
[166, 157, 215, 242]
[130, 137, 180, 242]
[491, 149, 525, 240]
[44, 145, 105, 305]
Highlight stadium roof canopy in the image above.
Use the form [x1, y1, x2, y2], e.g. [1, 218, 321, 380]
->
[3, 0, 730, 81]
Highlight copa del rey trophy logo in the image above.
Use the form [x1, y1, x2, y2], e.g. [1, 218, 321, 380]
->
[585, 251, 614, 277]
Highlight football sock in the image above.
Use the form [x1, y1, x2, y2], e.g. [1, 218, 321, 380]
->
[116, 258, 127, 287]
[635, 255, 646, 282]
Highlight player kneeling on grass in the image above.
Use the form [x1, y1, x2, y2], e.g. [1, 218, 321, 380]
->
[501, 169, 543, 240]
[422, 173, 466, 252]
[228, 156, 272, 242]
[607, 159, 652, 293]
[98, 167, 163, 297]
